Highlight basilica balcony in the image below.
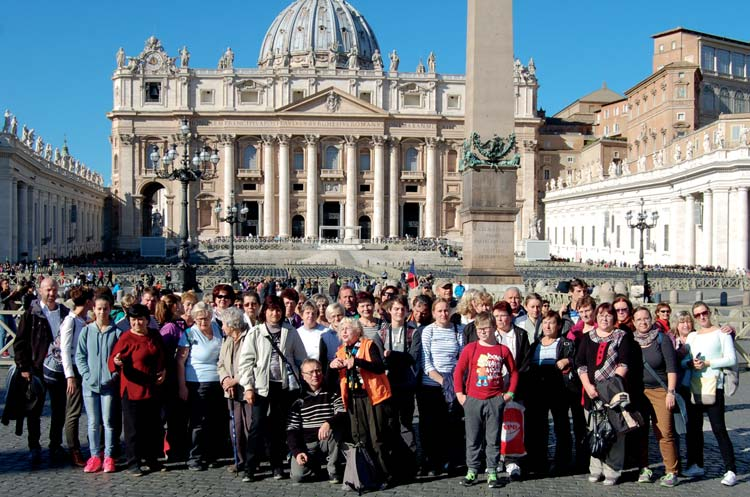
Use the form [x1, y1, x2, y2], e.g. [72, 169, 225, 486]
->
[237, 169, 263, 179]
[359, 171, 374, 180]
[400, 170, 425, 182]
[320, 169, 345, 179]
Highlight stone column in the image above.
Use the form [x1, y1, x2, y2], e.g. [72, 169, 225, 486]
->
[703, 189, 713, 266]
[17, 183, 28, 259]
[262, 135, 276, 237]
[425, 138, 438, 238]
[714, 188, 729, 269]
[277, 135, 291, 238]
[685, 194, 696, 266]
[258, 201, 264, 236]
[372, 136, 386, 240]
[305, 135, 319, 238]
[737, 187, 750, 270]
[344, 136, 358, 241]
[339, 201, 345, 229]
[221, 135, 236, 236]
[118, 134, 137, 244]
[388, 138, 400, 237]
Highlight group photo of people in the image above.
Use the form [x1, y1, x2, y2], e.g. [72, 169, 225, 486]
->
[1, 274, 742, 490]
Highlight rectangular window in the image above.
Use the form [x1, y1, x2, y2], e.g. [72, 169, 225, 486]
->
[664, 224, 670, 252]
[405, 185, 418, 193]
[292, 90, 306, 102]
[447, 95, 461, 109]
[567, 156, 575, 164]
[676, 86, 687, 98]
[293, 151, 305, 171]
[543, 169, 550, 180]
[242, 183, 257, 191]
[614, 151, 620, 158]
[613, 123, 620, 133]
[240, 89, 260, 104]
[359, 91, 372, 104]
[604, 126, 609, 136]
[359, 184, 370, 193]
[200, 90, 214, 104]
[293, 183, 304, 192]
[677, 112, 686, 121]
[359, 151, 371, 171]
[145, 82, 161, 103]
[732, 52, 745, 78]
[403, 94, 421, 107]
[701, 46, 715, 71]
[717, 49, 730, 74]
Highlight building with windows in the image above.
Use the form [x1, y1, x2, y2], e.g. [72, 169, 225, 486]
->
[109, 0, 543, 250]
[0, 116, 108, 262]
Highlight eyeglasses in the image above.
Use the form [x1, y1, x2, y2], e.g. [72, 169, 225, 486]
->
[302, 369, 323, 376]
[614, 308, 629, 313]
[216, 294, 231, 300]
[693, 310, 710, 318]
[383, 292, 396, 297]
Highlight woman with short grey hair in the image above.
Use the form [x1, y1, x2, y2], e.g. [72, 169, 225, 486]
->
[217, 306, 251, 473]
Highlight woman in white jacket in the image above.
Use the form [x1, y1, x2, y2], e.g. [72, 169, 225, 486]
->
[238, 294, 307, 482]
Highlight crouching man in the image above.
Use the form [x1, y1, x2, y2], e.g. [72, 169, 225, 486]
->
[287, 358, 346, 483]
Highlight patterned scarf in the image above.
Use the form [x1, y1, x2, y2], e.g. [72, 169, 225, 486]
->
[589, 328, 625, 383]
[633, 326, 660, 348]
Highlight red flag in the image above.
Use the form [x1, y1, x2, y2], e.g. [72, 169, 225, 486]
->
[406, 259, 418, 289]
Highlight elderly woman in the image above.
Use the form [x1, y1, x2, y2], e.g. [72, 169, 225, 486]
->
[297, 300, 326, 359]
[108, 304, 166, 476]
[418, 298, 465, 476]
[631, 307, 679, 487]
[682, 301, 738, 486]
[330, 317, 403, 486]
[521, 311, 575, 475]
[238, 295, 307, 482]
[576, 302, 634, 486]
[241, 291, 260, 329]
[177, 302, 224, 471]
[217, 306, 251, 474]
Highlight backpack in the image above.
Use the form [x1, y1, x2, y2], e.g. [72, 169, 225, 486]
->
[343, 443, 381, 494]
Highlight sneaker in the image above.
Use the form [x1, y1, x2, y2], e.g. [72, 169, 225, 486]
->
[187, 460, 203, 471]
[241, 473, 254, 483]
[273, 468, 285, 480]
[329, 474, 341, 484]
[683, 464, 705, 478]
[83, 456, 103, 473]
[603, 477, 618, 486]
[638, 468, 653, 483]
[128, 465, 145, 477]
[487, 472, 500, 489]
[660, 473, 678, 488]
[588, 474, 603, 483]
[720, 471, 737, 487]
[460, 470, 477, 486]
[506, 463, 521, 481]
[103, 457, 116, 473]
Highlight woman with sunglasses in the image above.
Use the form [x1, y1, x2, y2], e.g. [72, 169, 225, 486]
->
[612, 295, 635, 333]
[241, 291, 260, 329]
[212, 284, 236, 330]
[681, 301, 738, 486]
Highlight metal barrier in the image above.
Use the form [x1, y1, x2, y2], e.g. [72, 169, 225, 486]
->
[0, 309, 22, 366]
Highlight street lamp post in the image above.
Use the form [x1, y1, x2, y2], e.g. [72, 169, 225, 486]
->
[215, 191, 248, 286]
[626, 197, 659, 298]
[150, 118, 219, 291]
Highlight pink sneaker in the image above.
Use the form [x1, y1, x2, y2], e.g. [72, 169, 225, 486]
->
[103, 457, 116, 473]
[84, 456, 103, 473]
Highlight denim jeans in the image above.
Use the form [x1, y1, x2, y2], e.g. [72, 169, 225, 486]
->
[83, 388, 115, 457]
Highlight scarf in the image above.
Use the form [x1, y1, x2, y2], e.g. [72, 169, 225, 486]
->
[588, 328, 625, 383]
[633, 326, 659, 347]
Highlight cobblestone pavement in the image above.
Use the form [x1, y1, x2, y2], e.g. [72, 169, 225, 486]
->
[1, 367, 748, 497]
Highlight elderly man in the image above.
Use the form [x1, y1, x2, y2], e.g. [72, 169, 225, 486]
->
[503, 287, 526, 325]
[287, 358, 346, 483]
[116, 287, 159, 331]
[337, 286, 358, 317]
[14, 277, 70, 465]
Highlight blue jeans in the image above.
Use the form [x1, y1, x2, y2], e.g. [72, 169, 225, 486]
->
[83, 388, 115, 457]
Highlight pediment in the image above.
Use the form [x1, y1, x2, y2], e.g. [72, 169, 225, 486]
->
[276, 87, 388, 116]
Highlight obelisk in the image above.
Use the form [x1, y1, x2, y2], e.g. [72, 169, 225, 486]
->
[460, 0, 522, 285]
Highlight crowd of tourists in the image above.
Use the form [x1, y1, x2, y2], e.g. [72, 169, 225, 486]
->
[1, 275, 741, 489]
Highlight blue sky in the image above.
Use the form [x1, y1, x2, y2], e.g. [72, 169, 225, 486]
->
[1, 0, 749, 184]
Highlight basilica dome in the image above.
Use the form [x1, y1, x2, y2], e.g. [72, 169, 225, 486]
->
[258, 0, 380, 70]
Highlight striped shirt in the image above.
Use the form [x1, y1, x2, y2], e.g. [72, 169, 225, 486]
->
[421, 322, 464, 387]
[286, 389, 345, 454]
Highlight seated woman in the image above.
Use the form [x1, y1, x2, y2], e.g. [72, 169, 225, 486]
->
[521, 311, 575, 475]
[177, 302, 225, 471]
[330, 317, 407, 488]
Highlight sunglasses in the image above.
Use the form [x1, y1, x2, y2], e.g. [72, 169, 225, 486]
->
[658, 310, 671, 314]
[694, 310, 710, 318]
[216, 294, 231, 300]
[614, 308, 629, 313]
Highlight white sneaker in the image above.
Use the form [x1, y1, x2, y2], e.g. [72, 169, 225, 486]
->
[506, 463, 521, 481]
[682, 465, 705, 478]
[721, 471, 737, 487]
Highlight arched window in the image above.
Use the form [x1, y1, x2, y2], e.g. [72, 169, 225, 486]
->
[719, 88, 731, 114]
[324, 145, 339, 170]
[146, 143, 158, 170]
[404, 147, 418, 171]
[734, 91, 747, 113]
[242, 145, 257, 170]
[702, 85, 715, 111]
[293, 148, 305, 171]
[359, 149, 371, 171]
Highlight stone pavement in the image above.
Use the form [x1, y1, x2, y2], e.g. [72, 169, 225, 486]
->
[1, 366, 747, 497]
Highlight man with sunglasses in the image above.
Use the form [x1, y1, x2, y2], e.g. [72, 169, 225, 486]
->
[287, 358, 346, 484]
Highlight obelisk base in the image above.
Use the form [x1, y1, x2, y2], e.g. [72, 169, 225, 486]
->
[459, 207, 522, 285]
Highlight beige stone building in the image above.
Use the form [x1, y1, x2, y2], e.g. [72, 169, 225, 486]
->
[108, 0, 543, 252]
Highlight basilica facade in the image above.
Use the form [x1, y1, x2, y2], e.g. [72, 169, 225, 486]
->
[109, 0, 542, 251]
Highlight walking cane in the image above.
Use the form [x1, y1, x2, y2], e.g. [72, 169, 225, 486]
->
[229, 398, 239, 476]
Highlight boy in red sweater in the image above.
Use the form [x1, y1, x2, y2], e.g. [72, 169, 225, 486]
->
[454, 312, 518, 488]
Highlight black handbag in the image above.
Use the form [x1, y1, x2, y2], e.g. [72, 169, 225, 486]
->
[585, 402, 616, 459]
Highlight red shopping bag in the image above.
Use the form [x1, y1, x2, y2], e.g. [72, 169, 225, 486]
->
[500, 400, 526, 457]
